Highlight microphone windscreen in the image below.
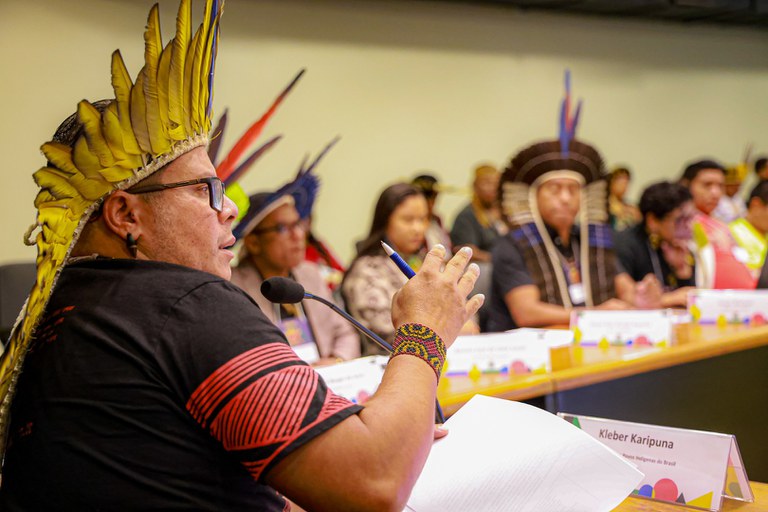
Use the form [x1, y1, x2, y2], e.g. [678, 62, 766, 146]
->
[261, 277, 306, 304]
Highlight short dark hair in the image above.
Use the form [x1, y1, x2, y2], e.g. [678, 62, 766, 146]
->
[755, 157, 768, 175]
[679, 159, 725, 186]
[748, 180, 768, 206]
[639, 181, 692, 225]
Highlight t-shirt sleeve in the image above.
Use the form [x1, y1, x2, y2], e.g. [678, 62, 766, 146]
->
[155, 280, 362, 482]
[491, 235, 535, 297]
[450, 208, 480, 248]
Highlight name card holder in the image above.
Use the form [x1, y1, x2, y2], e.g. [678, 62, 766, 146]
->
[314, 356, 388, 404]
[570, 309, 674, 347]
[445, 329, 563, 377]
[558, 413, 754, 511]
[688, 289, 768, 326]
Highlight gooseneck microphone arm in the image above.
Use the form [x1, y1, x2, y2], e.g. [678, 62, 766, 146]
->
[303, 291, 394, 353]
[260, 277, 444, 423]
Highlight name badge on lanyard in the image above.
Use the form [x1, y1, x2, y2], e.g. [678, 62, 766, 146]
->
[568, 283, 586, 305]
[275, 304, 320, 364]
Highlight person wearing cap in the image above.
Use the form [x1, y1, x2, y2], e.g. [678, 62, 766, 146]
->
[712, 164, 747, 224]
[230, 190, 361, 365]
[412, 173, 452, 252]
[606, 166, 641, 231]
[0, 1, 483, 509]
[450, 164, 506, 263]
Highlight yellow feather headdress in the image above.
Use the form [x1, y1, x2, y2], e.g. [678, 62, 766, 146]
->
[0, 0, 224, 448]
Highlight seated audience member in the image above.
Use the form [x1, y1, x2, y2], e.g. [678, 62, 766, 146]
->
[616, 182, 696, 308]
[412, 173, 452, 252]
[342, 183, 430, 355]
[0, 2, 485, 509]
[487, 139, 660, 332]
[730, 180, 768, 277]
[607, 166, 641, 231]
[230, 184, 360, 364]
[679, 159, 754, 289]
[450, 164, 506, 262]
[713, 164, 747, 224]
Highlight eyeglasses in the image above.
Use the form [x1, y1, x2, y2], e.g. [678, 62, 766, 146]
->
[251, 219, 307, 236]
[128, 177, 224, 212]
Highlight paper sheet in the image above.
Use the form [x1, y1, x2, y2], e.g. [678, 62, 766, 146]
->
[405, 395, 644, 512]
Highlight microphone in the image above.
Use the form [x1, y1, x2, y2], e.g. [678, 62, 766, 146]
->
[260, 276, 444, 423]
[261, 277, 393, 353]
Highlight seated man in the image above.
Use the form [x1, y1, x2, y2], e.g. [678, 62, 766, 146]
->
[450, 164, 506, 263]
[230, 185, 360, 365]
[730, 180, 768, 278]
[487, 138, 659, 332]
[679, 159, 754, 289]
[0, 2, 483, 510]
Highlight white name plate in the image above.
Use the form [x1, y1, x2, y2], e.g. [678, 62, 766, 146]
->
[688, 289, 768, 326]
[558, 414, 754, 511]
[570, 309, 674, 347]
[445, 329, 564, 376]
[315, 356, 388, 404]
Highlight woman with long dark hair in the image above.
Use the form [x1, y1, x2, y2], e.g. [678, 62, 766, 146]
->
[342, 183, 429, 355]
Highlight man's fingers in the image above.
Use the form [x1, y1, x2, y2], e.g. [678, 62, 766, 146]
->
[464, 293, 485, 320]
[420, 244, 447, 274]
[444, 246, 473, 281]
[457, 263, 480, 298]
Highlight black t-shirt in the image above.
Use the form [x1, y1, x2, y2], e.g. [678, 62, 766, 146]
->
[486, 234, 535, 332]
[1, 259, 361, 511]
[615, 224, 696, 289]
[450, 204, 500, 253]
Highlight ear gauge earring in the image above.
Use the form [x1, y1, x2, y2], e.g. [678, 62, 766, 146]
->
[126, 233, 139, 258]
[648, 232, 661, 250]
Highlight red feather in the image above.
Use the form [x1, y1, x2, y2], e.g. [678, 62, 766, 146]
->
[216, 69, 304, 182]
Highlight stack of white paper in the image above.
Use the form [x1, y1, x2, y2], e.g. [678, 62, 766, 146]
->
[405, 395, 644, 512]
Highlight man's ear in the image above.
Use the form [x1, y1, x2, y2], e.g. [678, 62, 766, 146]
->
[100, 191, 150, 240]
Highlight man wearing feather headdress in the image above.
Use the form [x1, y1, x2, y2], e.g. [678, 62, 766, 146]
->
[0, 1, 482, 509]
[486, 73, 660, 332]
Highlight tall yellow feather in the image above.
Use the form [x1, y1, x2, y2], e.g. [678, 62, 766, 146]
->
[143, 5, 170, 156]
[78, 101, 115, 168]
[156, 43, 173, 139]
[188, 24, 207, 134]
[110, 51, 141, 155]
[183, 27, 202, 135]
[130, 71, 152, 154]
[198, 10, 222, 131]
[169, 0, 191, 137]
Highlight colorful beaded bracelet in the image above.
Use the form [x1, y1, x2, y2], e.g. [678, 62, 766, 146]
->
[390, 323, 446, 380]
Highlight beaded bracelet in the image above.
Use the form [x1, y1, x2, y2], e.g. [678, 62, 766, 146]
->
[390, 323, 446, 380]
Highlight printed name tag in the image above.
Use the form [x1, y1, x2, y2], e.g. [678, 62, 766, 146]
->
[445, 329, 565, 376]
[688, 289, 768, 326]
[558, 414, 754, 511]
[314, 356, 388, 404]
[570, 310, 674, 347]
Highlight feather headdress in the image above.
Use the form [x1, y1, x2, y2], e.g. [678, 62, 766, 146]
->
[500, 71, 614, 309]
[0, 0, 224, 448]
[233, 136, 340, 241]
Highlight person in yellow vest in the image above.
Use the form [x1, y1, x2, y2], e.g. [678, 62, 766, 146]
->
[730, 180, 768, 278]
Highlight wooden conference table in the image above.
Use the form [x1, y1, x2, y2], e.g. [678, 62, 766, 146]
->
[437, 323, 768, 482]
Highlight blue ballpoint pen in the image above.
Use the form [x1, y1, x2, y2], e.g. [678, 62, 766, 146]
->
[381, 241, 416, 279]
[380, 240, 445, 424]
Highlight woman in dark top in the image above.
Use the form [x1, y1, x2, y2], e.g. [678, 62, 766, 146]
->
[615, 181, 697, 307]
